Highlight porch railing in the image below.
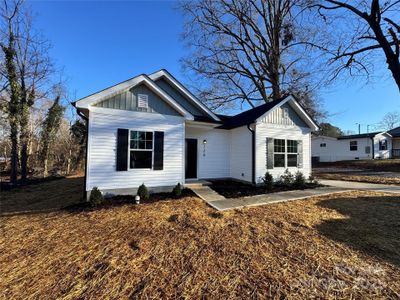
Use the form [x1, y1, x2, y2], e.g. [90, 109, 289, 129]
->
[392, 149, 400, 158]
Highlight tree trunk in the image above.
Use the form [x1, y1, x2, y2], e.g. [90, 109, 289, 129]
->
[66, 149, 71, 175]
[19, 106, 30, 182]
[369, 19, 400, 92]
[9, 121, 18, 185]
[43, 158, 48, 178]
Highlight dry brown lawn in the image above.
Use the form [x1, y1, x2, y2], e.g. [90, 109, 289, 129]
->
[1, 179, 400, 299]
[317, 173, 400, 185]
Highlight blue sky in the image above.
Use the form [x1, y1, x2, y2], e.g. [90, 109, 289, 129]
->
[30, 0, 399, 133]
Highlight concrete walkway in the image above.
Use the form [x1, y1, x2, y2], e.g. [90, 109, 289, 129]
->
[207, 186, 349, 211]
[189, 185, 226, 202]
[202, 180, 400, 211]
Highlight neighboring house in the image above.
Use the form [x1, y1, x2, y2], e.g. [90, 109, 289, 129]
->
[73, 69, 319, 197]
[312, 127, 400, 162]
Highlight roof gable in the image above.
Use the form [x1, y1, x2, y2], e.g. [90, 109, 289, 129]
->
[94, 84, 181, 117]
[149, 69, 220, 122]
[217, 95, 319, 131]
[74, 74, 194, 120]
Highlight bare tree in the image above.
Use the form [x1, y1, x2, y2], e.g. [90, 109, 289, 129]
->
[379, 111, 400, 130]
[40, 95, 64, 177]
[180, 0, 327, 114]
[0, 0, 55, 184]
[0, 0, 22, 185]
[311, 1, 400, 90]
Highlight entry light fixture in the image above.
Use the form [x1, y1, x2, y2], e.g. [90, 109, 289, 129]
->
[203, 139, 207, 157]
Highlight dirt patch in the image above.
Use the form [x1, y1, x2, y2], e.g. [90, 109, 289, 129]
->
[2, 190, 400, 298]
[209, 179, 320, 198]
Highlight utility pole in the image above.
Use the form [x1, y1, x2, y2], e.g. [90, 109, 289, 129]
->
[356, 123, 361, 134]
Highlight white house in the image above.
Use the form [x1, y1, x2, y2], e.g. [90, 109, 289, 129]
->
[312, 127, 400, 162]
[73, 69, 319, 197]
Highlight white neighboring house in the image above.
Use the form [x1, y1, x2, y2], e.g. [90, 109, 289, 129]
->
[312, 127, 400, 162]
[73, 69, 319, 198]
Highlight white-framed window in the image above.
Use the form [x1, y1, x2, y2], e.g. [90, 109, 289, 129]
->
[320, 143, 327, 147]
[273, 139, 298, 168]
[350, 141, 358, 151]
[129, 131, 153, 169]
[274, 139, 285, 167]
[379, 140, 388, 150]
[365, 146, 371, 154]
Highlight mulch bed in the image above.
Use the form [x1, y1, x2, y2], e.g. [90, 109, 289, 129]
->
[209, 179, 320, 198]
[65, 188, 197, 213]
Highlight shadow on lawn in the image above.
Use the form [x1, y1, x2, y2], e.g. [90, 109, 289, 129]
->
[0, 176, 84, 216]
[316, 194, 400, 268]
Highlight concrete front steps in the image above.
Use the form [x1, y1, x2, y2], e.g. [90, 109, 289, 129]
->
[185, 180, 226, 202]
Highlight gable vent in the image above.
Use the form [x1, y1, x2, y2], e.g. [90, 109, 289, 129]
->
[138, 94, 149, 109]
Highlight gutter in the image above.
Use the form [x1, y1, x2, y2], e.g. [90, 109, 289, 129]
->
[247, 123, 256, 184]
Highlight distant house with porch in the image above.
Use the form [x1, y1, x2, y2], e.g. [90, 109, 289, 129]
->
[312, 126, 400, 162]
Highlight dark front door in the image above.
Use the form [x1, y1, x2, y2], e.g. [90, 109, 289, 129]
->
[185, 139, 198, 179]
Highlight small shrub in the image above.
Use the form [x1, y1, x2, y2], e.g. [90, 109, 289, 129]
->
[294, 171, 306, 188]
[89, 187, 103, 207]
[172, 183, 183, 198]
[280, 169, 294, 186]
[308, 175, 319, 185]
[137, 183, 149, 200]
[262, 172, 274, 191]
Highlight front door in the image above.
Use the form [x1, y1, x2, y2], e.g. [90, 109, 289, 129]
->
[185, 139, 198, 179]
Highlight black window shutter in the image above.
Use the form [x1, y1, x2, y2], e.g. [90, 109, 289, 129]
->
[116, 129, 129, 171]
[153, 131, 164, 170]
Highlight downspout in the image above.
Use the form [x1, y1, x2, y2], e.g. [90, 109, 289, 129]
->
[76, 107, 89, 200]
[247, 123, 256, 184]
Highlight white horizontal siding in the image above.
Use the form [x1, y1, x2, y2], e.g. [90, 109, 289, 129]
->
[255, 123, 312, 182]
[312, 137, 375, 162]
[185, 127, 230, 179]
[230, 126, 252, 182]
[87, 107, 185, 191]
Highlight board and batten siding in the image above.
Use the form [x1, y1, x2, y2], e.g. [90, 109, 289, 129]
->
[94, 84, 180, 117]
[229, 126, 253, 182]
[255, 122, 312, 182]
[154, 77, 207, 117]
[261, 103, 308, 127]
[185, 127, 230, 179]
[87, 106, 185, 193]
